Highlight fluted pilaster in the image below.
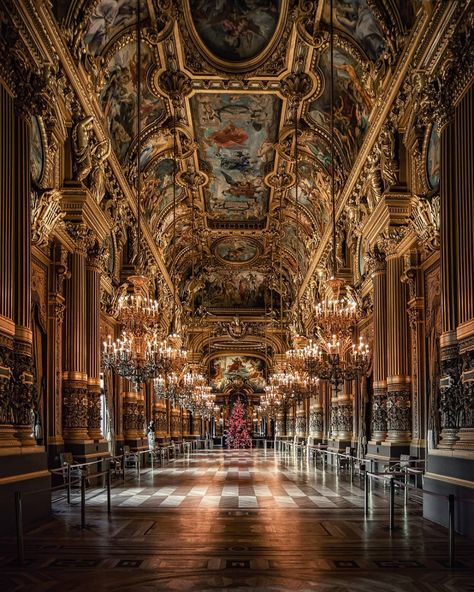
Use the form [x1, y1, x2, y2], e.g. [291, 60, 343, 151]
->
[370, 249, 387, 443]
[385, 254, 411, 443]
[63, 226, 90, 442]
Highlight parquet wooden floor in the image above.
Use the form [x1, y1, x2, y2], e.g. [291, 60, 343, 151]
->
[1, 449, 473, 591]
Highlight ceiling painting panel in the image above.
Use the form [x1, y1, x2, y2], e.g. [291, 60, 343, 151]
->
[322, 0, 385, 61]
[210, 355, 266, 392]
[194, 269, 273, 309]
[190, 93, 281, 225]
[188, 0, 281, 62]
[100, 41, 165, 162]
[84, 0, 147, 56]
[213, 237, 261, 265]
[307, 46, 372, 167]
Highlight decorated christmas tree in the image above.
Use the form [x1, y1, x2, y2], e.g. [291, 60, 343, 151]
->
[225, 398, 252, 449]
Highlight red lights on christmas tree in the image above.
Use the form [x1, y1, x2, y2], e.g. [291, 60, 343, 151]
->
[225, 398, 252, 449]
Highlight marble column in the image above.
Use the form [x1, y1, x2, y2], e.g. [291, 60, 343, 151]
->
[368, 247, 388, 443]
[454, 86, 474, 450]
[86, 243, 104, 442]
[295, 401, 306, 439]
[46, 243, 68, 458]
[285, 405, 295, 437]
[123, 391, 140, 443]
[275, 410, 285, 438]
[12, 112, 35, 447]
[385, 252, 411, 445]
[153, 399, 167, 437]
[192, 412, 202, 437]
[0, 82, 17, 449]
[63, 225, 91, 445]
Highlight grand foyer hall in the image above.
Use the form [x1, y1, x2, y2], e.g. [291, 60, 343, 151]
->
[1, 0, 474, 590]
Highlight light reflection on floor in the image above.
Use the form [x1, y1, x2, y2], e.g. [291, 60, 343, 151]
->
[0, 449, 473, 591]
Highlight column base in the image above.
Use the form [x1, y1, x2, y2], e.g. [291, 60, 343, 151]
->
[454, 428, 474, 450]
[438, 428, 459, 449]
[384, 431, 411, 445]
[0, 425, 21, 450]
[14, 426, 37, 447]
[370, 431, 387, 445]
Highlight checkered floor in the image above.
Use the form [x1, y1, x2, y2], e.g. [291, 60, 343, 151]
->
[70, 449, 391, 511]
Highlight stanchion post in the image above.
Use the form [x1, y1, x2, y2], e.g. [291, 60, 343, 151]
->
[107, 469, 111, 516]
[404, 469, 408, 506]
[389, 477, 395, 530]
[448, 494, 455, 568]
[81, 472, 86, 529]
[364, 472, 369, 516]
[67, 464, 71, 504]
[15, 491, 25, 565]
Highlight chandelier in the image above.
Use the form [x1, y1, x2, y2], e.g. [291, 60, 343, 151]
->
[306, 0, 370, 386]
[102, 3, 162, 389]
[304, 334, 370, 387]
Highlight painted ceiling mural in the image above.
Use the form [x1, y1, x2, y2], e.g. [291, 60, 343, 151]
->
[66, 0, 404, 352]
[84, 0, 147, 55]
[323, 0, 385, 61]
[189, 0, 281, 62]
[190, 93, 281, 224]
[99, 41, 165, 161]
[210, 356, 266, 392]
[308, 46, 372, 167]
[213, 237, 261, 264]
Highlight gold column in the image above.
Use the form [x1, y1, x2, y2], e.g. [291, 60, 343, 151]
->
[192, 412, 202, 437]
[12, 109, 35, 447]
[0, 82, 18, 449]
[153, 399, 167, 437]
[62, 225, 91, 443]
[454, 85, 474, 449]
[170, 405, 181, 438]
[368, 247, 388, 443]
[309, 383, 323, 441]
[46, 243, 67, 451]
[438, 109, 459, 449]
[295, 401, 306, 438]
[182, 409, 190, 437]
[402, 252, 425, 453]
[286, 404, 295, 437]
[86, 243, 104, 441]
[123, 391, 139, 442]
[275, 410, 285, 437]
[385, 252, 411, 444]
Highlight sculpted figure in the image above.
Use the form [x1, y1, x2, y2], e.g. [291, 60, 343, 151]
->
[379, 122, 398, 189]
[91, 138, 111, 204]
[72, 116, 94, 182]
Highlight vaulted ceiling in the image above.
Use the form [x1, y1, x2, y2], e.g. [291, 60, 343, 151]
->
[59, 0, 413, 327]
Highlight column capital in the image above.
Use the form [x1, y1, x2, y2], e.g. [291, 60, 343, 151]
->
[365, 244, 386, 276]
[65, 222, 94, 256]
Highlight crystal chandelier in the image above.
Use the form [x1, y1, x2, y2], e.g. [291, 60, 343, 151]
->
[307, 1, 369, 385]
[102, 4, 162, 389]
[304, 334, 370, 386]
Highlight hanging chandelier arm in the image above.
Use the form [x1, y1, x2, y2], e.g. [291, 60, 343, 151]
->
[329, 0, 337, 279]
[136, 0, 142, 271]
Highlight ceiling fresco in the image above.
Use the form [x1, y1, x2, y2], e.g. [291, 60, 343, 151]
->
[322, 0, 385, 61]
[84, 0, 147, 55]
[213, 237, 261, 265]
[194, 269, 275, 309]
[210, 355, 266, 392]
[99, 40, 165, 161]
[188, 0, 281, 62]
[307, 46, 372, 166]
[190, 93, 281, 225]
[62, 0, 406, 352]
